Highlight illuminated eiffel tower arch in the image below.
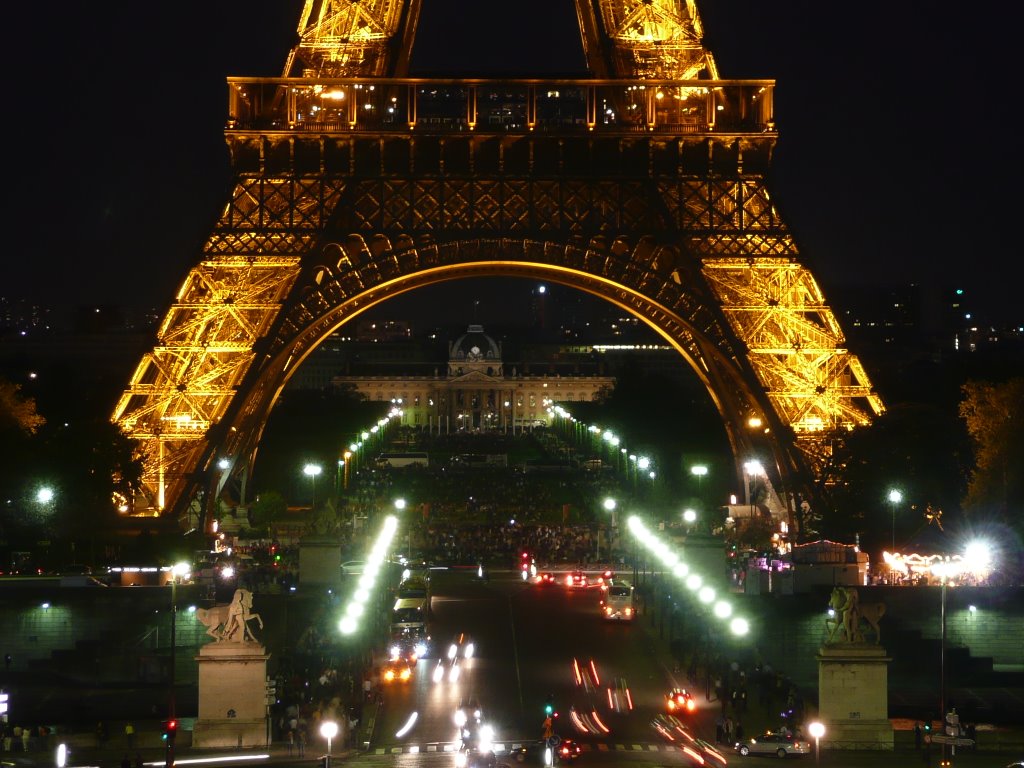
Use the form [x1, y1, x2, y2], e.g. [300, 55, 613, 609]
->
[112, 0, 884, 531]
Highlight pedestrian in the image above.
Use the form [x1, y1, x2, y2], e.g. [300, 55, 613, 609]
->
[735, 721, 744, 743]
[3, 653, 10, 672]
[297, 726, 306, 757]
[914, 721, 922, 750]
[715, 715, 724, 744]
[20, 727, 29, 753]
[287, 729, 294, 756]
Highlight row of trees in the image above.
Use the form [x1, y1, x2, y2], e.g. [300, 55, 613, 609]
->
[1, 361, 1021, 567]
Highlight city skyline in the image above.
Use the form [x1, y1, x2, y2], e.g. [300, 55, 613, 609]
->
[5, 0, 1020, 329]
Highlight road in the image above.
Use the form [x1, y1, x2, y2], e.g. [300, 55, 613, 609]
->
[367, 567, 715, 763]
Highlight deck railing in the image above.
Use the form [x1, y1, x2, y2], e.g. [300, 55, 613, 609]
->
[226, 77, 775, 136]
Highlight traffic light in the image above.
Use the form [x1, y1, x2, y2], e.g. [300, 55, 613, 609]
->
[163, 719, 178, 743]
[923, 722, 931, 733]
[544, 693, 555, 717]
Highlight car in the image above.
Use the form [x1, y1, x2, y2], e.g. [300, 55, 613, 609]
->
[381, 657, 413, 684]
[341, 560, 365, 575]
[666, 687, 697, 713]
[388, 631, 429, 663]
[535, 571, 556, 585]
[565, 570, 589, 588]
[510, 738, 582, 763]
[594, 569, 615, 587]
[433, 633, 475, 684]
[734, 731, 811, 758]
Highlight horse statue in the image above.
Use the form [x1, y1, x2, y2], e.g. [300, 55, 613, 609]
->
[195, 589, 263, 643]
[221, 588, 263, 643]
[826, 586, 885, 644]
[195, 603, 231, 640]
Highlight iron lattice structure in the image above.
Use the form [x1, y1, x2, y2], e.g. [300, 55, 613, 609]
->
[112, 0, 884, 530]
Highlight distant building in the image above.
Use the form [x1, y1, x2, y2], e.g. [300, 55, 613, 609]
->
[331, 324, 614, 431]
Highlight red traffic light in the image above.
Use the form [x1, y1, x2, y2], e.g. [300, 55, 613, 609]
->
[166, 720, 178, 731]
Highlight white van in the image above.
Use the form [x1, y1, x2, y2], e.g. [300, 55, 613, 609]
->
[602, 584, 635, 621]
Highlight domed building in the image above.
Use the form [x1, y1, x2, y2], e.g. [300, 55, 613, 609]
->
[331, 324, 614, 432]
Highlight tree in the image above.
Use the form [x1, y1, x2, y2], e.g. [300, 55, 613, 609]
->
[820, 401, 970, 553]
[959, 378, 1024, 532]
[0, 376, 45, 435]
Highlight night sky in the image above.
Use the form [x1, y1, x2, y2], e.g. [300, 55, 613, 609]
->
[6, 1, 1020, 328]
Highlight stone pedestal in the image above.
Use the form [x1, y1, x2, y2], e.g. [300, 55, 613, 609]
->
[193, 642, 270, 748]
[299, 539, 342, 589]
[817, 644, 894, 750]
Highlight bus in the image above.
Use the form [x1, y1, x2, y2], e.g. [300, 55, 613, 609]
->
[392, 575, 431, 634]
[387, 598, 428, 634]
[602, 583, 635, 621]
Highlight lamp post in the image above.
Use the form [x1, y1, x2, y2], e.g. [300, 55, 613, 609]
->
[320, 720, 338, 766]
[690, 464, 708, 501]
[303, 463, 322, 509]
[601, 498, 616, 561]
[683, 508, 697, 533]
[887, 489, 903, 551]
[167, 561, 190, 768]
[808, 721, 825, 766]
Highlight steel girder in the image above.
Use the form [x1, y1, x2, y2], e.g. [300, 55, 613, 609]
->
[110, 0, 884, 529]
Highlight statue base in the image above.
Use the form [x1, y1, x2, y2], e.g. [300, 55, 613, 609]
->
[193, 642, 270, 748]
[817, 644, 894, 750]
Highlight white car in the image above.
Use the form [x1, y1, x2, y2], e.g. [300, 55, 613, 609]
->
[735, 732, 811, 758]
[341, 560, 365, 575]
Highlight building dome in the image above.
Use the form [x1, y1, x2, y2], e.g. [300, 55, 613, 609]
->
[449, 324, 501, 362]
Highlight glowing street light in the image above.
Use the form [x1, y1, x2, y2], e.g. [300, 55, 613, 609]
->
[887, 489, 903, 551]
[690, 464, 708, 498]
[808, 721, 825, 765]
[320, 720, 338, 759]
[303, 463, 322, 508]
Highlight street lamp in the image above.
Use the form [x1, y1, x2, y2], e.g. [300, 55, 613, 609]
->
[887, 489, 903, 551]
[600, 498, 617, 561]
[320, 720, 338, 765]
[303, 463, 322, 508]
[808, 721, 825, 765]
[167, 561, 190, 768]
[394, 498, 409, 557]
[690, 464, 708, 499]
[683, 508, 697, 530]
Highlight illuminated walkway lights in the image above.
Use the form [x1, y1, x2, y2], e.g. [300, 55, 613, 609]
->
[339, 514, 399, 636]
[627, 514, 749, 639]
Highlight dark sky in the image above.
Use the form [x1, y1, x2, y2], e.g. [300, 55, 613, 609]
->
[5, 1, 1020, 327]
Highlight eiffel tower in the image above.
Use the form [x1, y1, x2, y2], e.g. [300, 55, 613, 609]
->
[112, 0, 884, 532]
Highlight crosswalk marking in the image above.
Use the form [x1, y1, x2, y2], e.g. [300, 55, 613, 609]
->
[374, 741, 686, 755]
